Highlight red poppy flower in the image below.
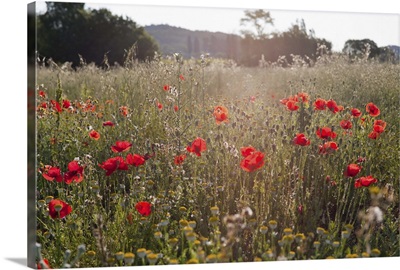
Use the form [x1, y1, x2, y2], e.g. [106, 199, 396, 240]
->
[174, 154, 186, 165]
[373, 120, 386, 134]
[344, 163, 361, 177]
[79, 99, 96, 112]
[157, 102, 163, 111]
[340, 120, 352, 130]
[297, 92, 309, 103]
[126, 153, 146, 167]
[314, 98, 327, 110]
[37, 258, 51, 269]
[48, 199, 72, 219]
[99, 156, 128, 176]
[50, 100, 62, 113]
[373, 125, 385, 134]
[163, 84, 170, 91]
[111, 141, 132, 153]
[213, 105, 229, 124]
[103, 121, 115, 127]
[119, 106, 129, 117]
[293, 133, 311, 146]
[179, 74, 185, 81]
[319, 141, 338, 154]
[135, 201, 152, 216]
[187, 137, 207, 156]
[64, 161, 84, 184]
[89, 130, 100, 140]
[350, 108, 362, 117]
[374, 119, 386, 129]
[174, 105, 179, 112]
[39, 90, 46, 98]
[366, 102, 380, 117]
[280, 95, 298, 105]
[62, 99, 71, 109]
[368, 131, 380, 139]
[240, 146, 256, 157]
[354, 175, 377, 188]
[42, 166, 63, 182]
[240, 151, 265, 172]
[286, 100, 299, 111]
[327, 99, 340, 113]
[280, 97, 289, 105]
[38, 102, 48, 109]
[316, 127, 337, 140]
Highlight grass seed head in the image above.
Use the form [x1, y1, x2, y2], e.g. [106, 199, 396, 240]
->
[268, 220, 277, 230]
[371, 248, 381, 257]
[136, 248, 147, 258]
[124, 252, 135, 265]
[115, 251, 124, 261]
[147, 253, 158, 265]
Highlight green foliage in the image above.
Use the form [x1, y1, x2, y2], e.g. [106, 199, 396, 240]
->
[342, 39, 380, 60]
[37, 2, 159, 66]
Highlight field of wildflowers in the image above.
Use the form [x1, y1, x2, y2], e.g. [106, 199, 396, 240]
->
[34, 52, 399, 268]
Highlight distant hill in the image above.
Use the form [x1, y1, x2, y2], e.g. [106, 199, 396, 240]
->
[144, 24, 242, 59]
[388, 45, 400, 57]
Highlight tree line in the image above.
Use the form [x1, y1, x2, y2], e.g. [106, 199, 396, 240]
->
[37, 4, 398, 68]
[37, 2, 158, 67]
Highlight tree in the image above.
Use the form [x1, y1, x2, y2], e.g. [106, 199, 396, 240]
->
[240, 9, 274, 40]
[238, 17, 332, 67]
[37, 2, 159, 66]
[342, 39, 380, 60]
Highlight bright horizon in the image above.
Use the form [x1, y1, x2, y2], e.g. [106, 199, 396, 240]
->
[35, 0, 400, 52]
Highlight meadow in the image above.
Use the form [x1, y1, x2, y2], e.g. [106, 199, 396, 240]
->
[34, 51, 399, 268]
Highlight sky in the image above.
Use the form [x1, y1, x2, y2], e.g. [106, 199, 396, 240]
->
[34, 0, 400, 52]
[0, 1, 399, 270]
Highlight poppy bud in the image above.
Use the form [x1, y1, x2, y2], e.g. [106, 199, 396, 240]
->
[298, 204, 303, 215]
